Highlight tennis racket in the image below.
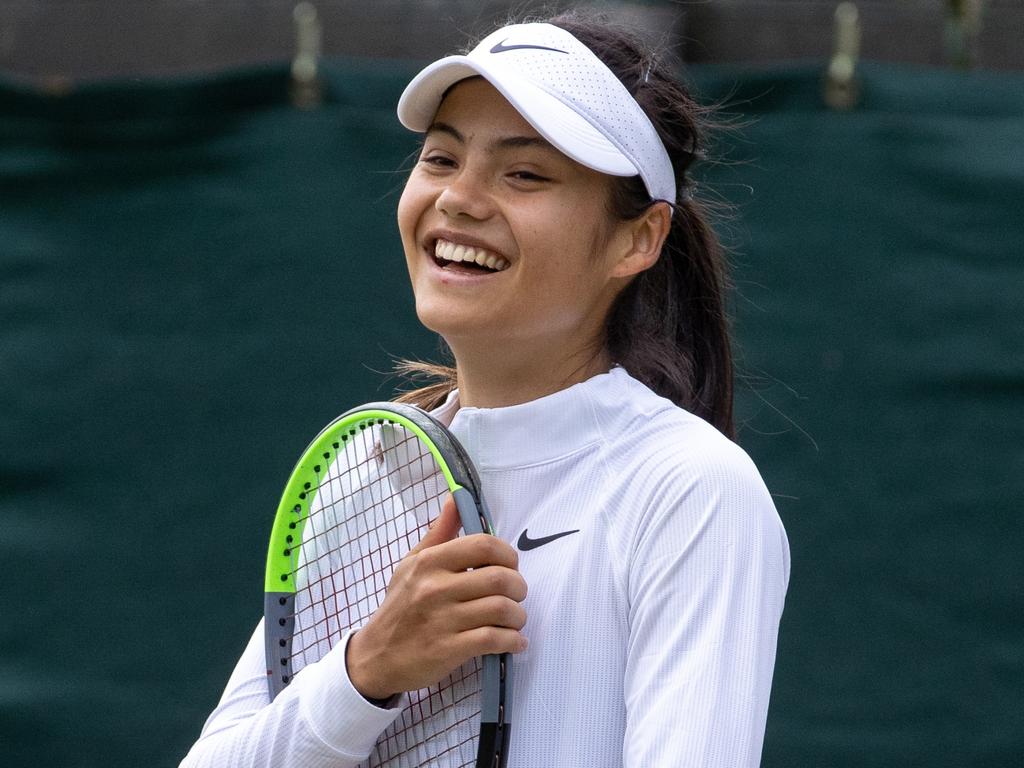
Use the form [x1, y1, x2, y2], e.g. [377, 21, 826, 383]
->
[263, 402, 511, 768]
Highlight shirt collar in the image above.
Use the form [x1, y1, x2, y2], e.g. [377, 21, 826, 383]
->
[440, 367, 625, 470]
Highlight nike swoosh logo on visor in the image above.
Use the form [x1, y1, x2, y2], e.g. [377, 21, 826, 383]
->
[517, 528, 580, 551]
[490, 39, 568, 55]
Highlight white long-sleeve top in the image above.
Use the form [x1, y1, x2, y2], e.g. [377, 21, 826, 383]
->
[180, 367, 790, 767]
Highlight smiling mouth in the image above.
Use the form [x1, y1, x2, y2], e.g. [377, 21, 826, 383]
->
[433, 238, 510, 273]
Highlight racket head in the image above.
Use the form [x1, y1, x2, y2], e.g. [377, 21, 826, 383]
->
[262, 402, 510, 767]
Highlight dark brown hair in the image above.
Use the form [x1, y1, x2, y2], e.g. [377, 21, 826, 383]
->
[395, 8, 735, 438]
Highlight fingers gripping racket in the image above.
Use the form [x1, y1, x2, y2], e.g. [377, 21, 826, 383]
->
[263, 403, 511, 768]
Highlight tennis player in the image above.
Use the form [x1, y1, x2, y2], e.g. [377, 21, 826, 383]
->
[181, 10, 789, 768]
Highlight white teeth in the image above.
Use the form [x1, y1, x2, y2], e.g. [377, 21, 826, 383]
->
[433, 238, 509, 272]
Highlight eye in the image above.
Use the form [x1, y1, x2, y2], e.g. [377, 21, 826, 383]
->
[509, 169, 550, 183]
[419, 153, 456, 170]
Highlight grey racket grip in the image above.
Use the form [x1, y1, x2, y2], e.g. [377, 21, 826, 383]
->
[452, 487, 512, 765]
[476, 654, 512, 767]
[481, 653, 511, 723]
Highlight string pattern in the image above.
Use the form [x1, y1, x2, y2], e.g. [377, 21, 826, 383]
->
[287, 421, 482, 767]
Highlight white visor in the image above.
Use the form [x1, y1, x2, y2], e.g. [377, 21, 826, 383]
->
[397, 22, 677, 204]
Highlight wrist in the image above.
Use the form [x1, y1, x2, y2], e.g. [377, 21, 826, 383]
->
[346, 629, 396, 703]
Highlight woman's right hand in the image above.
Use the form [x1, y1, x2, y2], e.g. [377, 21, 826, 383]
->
[345, 496, 529, 700]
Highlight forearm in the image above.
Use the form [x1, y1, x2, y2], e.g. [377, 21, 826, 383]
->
[180, 623, 404, 768]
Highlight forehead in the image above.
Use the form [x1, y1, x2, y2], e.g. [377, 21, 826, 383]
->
[432, 78, 549, 147]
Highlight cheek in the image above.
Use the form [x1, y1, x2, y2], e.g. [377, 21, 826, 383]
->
[396, 185, 418, 249]
[525, 214, 604, 286]
[397, 174, 437, 252]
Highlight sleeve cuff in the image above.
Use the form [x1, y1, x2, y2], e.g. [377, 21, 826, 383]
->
[298, 630, 407, 757]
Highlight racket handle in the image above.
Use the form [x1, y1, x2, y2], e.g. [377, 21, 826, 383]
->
[476, 653, 512, 767]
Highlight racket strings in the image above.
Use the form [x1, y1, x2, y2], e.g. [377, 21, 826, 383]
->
[372, 659, 481, 767]
[291, 427, 438, 661]
[285, 420, 483, 767]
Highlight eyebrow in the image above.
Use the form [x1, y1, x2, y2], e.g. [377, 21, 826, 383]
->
[425, 121, 560, 155]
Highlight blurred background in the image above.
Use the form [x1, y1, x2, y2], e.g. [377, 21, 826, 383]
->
[2, 1, 1022, 766]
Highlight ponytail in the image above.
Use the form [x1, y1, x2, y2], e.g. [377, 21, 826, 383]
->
[604, 190, 733, 437]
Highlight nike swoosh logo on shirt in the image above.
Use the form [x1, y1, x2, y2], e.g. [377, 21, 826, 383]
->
[490, 39, 568, 55]
[517, 528, 580, 551]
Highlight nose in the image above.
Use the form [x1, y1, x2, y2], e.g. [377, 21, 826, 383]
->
[434, 167, 494, 221]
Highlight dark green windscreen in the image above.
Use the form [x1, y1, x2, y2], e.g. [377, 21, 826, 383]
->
[1, 59, 1021, 766]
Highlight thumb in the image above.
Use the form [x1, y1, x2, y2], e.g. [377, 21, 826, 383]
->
[410, 495, 462, 553]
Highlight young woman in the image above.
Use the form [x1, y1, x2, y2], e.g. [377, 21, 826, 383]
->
[181, 11, 789, 768]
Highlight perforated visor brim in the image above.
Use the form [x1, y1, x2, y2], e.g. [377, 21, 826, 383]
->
[397, 55, 641, 179]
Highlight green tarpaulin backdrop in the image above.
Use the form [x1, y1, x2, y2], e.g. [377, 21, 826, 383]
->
[2, 58, 1022, 766]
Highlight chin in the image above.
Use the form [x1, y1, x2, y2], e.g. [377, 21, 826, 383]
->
[414, 299, 460, 337]
[414, 303, 496, 347]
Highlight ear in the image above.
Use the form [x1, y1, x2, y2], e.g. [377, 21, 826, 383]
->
[608, 201, 673, 279]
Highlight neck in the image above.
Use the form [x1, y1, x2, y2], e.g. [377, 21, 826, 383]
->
[449, 336, 612, 409]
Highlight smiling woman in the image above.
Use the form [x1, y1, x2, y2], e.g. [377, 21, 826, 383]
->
[397, 77, 669, 408]
[179, 9, 789, 768]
